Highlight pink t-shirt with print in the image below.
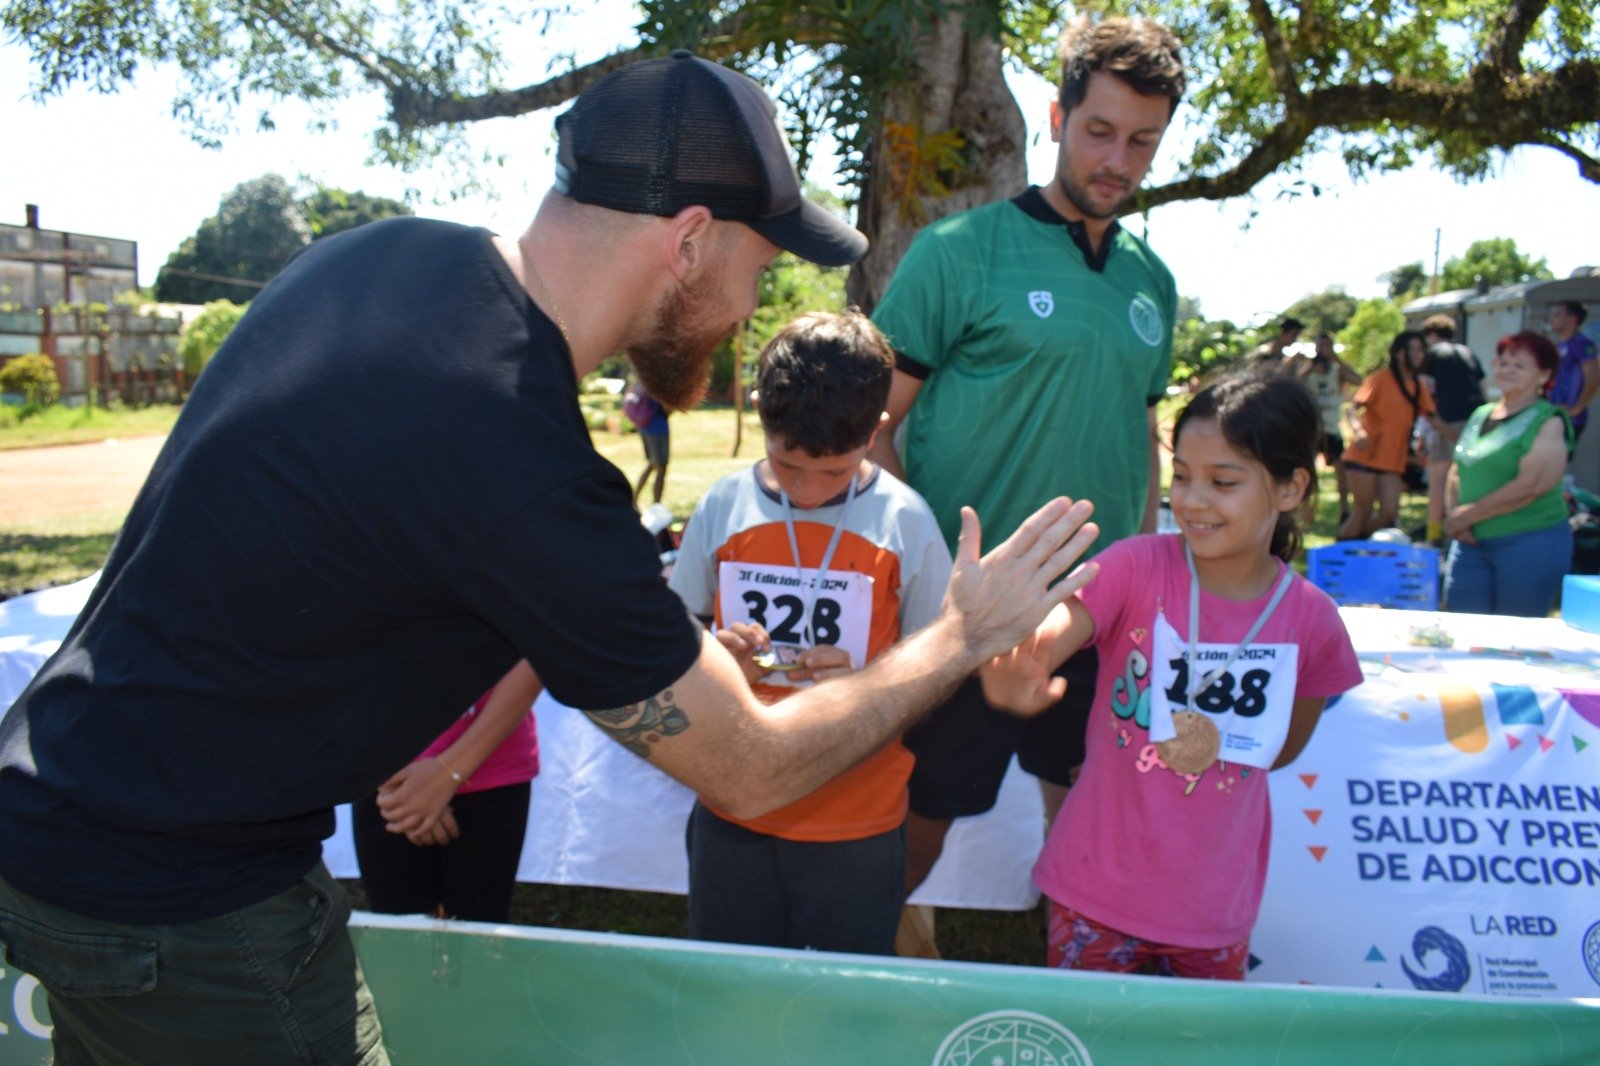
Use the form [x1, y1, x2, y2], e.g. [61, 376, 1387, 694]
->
[1032, 534, 1360, 948]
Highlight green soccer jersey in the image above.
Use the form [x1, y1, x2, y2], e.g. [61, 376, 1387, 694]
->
[872, 189, 1176, 555]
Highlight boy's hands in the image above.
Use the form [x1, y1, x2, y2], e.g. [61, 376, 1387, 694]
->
[787, 645, 853, 683]
[715, 622, 773, 685]
[715, 622, 856, 685]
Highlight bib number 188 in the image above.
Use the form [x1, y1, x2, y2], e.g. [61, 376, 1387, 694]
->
[1164, 658, 1270, 717]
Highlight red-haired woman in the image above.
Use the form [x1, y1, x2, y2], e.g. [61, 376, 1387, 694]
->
[1443, 332, 1574, 616]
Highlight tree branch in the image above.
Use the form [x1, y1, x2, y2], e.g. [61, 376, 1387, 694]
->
[390, 49, 639, 128]
[1246, 0, 1302, 104]
[1535, 134, 1600, 182]
[385, 7, 839, 129]
[241, 0, 407, 94]
[1138, 57, 1600, 208]
[1479, 0, 1550, 76]
[1139, 120, 1312, 210]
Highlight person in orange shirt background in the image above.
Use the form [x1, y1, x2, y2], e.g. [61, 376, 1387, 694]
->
[1337, 330, 1453, 540]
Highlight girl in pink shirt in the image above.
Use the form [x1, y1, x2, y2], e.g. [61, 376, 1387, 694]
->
[353, 660, 541, 923]
[982, 373, 1361, 979]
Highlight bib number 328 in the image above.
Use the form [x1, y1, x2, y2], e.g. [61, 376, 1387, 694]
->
[740, 590, 841, 645]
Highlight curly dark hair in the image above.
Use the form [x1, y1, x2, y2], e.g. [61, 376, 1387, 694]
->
[756, 311, 893, 457]
[1058, 16, 1186, 119]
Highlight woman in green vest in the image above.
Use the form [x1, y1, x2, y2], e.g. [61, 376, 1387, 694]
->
[1443, 331, 1573, 616]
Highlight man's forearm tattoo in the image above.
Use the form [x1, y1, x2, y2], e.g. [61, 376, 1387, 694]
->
[585, 690, 691, 759]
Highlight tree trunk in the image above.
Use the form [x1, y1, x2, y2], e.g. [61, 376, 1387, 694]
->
[846, 13, 1029, 313]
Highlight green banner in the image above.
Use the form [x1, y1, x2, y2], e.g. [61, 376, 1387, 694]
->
[3, 914, 1598, 1064]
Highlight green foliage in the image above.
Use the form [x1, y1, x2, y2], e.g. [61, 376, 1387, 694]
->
[153, 175, 418, 304]
[113, 287, 156, 309]
[1170, 315, 1250, 385]
[639, 0, 963, 191]
[1378, 240, 1550, 301]
[747, 254, 849, 364]
[706, 253, 852, 399]
[1381, 261, 1430, 302]
[177, 300, 247, 376]
[1336, 298, 1406, 376]
[0, 353, 61, 414]
[303, 186, 413, 239]
[709, 338, 738, 401]
[0, 402, 179, 449]
[155, 174, 309, 303]
[1133, 0, 1596, 194]
[1282, 288, 1359, 337]
[1438, 237, 1555, 291]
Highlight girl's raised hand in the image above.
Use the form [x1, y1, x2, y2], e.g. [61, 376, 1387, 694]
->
[978, 604, 1074, 715]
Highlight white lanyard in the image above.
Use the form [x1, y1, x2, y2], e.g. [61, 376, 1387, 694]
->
[1183, 541, 1292, 713]
[780, 472, 858, 644]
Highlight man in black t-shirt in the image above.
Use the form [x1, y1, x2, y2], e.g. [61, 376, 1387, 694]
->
[0, 54, 1098, 1063]
[1420, 313, 1485, 543]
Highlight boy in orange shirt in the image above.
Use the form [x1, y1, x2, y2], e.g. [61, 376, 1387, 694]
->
[668, 311, 951, 954]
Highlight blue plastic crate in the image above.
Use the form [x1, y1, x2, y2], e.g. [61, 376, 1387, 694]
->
[1563, 574, 1600, 633]
[1307, 541, 1440, 609]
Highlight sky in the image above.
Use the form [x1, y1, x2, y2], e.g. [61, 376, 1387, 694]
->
[2, 12, 1597, 328]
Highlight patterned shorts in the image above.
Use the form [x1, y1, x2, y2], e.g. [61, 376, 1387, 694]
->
[1046, 900, 1249, 981]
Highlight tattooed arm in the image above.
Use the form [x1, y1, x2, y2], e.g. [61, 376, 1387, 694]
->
[583, 498, 1099, 820]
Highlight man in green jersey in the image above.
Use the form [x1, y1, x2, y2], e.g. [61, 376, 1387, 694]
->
[870, 16, 1186, 904]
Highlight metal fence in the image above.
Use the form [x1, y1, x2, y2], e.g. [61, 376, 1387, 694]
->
[0, 307, 183, 405]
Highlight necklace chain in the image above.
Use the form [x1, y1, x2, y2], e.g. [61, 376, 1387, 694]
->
[525, 259, 570, 344]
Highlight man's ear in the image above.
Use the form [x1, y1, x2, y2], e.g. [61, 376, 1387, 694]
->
[663, 206, 716, 283]
[1048, 99, 1064, 142]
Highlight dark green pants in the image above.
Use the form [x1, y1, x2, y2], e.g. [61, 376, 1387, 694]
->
[0, 863, 386, 1065]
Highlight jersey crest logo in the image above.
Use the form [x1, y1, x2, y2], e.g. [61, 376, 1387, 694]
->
[1129, 293, 1164, 346]
[1028, 290, 1054, 318]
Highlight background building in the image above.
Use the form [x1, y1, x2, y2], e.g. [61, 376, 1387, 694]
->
[0, 205, 183, 404]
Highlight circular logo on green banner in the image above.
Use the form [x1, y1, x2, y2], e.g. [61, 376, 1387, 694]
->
[932, 1010, 1092, 1066]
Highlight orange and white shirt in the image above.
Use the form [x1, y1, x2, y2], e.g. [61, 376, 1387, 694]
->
[669, 463, 951, 841]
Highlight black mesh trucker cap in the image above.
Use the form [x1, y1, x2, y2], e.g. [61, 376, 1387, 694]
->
[554, 50, 868, 267]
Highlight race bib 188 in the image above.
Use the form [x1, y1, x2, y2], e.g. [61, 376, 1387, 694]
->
[1147, 612, 1298, 769]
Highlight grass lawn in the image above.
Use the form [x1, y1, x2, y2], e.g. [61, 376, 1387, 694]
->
[591, 403, 767, 518]
[0, 406, 181, 597]
[0, 403, 179, 451]
[0, 514, 123, 599]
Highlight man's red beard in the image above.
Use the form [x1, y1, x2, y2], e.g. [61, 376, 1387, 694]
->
[625, 272, 731, 412]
